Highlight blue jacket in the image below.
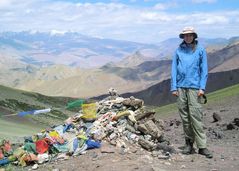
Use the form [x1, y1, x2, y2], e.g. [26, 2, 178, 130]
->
[171, 42, 208, 91]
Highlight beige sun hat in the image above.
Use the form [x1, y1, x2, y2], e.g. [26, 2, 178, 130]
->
[179, 26, 198, 39]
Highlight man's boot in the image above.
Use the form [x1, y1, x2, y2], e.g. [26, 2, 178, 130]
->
[182, 139, 194, 154]
[198, 148, 213, 158]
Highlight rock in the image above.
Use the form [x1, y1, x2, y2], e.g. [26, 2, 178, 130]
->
[227, 123, 235, 130]
[135, 111, 155, 121]
[138, 137, 156, 151]
[32, 164, 38, 170]
[213, 112, 222, 122]
[144, 120, 163, 139]
[156, 143, 176, 154]
[128, 133, 138, 141]
[126, 124, 137, 133]
[144, 134, 152, 141]
[137, 124, 148, 134]
[116, 140, 126, 148]
[56, 153, 69, 161]
[109, 133, 117, 140]
[207, 127, 224, 139]
[119, 147, 126, 155]
[233, 118, 239, 127]
[180, 165, 186, 169]
[122, 96, 144, 110]
[158, 155, 170, 160]
[38, 153, 49, 164]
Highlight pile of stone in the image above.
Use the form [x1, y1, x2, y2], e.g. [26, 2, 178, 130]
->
[80, 88, 175, 155]
[0, 88, 175, 168]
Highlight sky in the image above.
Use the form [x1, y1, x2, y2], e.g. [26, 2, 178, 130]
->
[0, 0, 239, 43]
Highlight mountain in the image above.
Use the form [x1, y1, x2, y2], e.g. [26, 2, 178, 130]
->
[0, 31, 151, 68]
[121, 39, 239, 105]
[101, 60, 171, 82]
[2, 42, 238, 98]
[208, 43, 239, 72]
[143, 37, 229, 59]
[101, 42, 239, 84]
[93, 43, 239, 102]
[17, 68, 142, 97]
[117, 37, 231, 68]
[0, 52, 39, 87]
[227, 36, 239, 46]
[1, 32, 239, 98]
[1, 31, 234, 69]
[120, 68, 239, 106]
[116, 51, 158, 67]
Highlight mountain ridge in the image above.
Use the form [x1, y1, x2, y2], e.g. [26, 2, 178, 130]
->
[0, 32, 239, 98]
[118, 68, 239, 106]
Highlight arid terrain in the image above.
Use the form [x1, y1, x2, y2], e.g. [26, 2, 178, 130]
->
[27, 95, 239, 171]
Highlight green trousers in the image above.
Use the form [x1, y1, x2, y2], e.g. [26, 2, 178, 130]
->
[177, 88, 207, 149]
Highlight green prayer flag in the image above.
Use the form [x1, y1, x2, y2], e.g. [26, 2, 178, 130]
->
[66, 99, 85, 109]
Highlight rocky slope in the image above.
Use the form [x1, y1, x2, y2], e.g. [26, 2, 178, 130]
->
[24, 87, 239, 171]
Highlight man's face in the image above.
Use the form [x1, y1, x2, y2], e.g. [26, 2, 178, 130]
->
[183, 33, 194, 44]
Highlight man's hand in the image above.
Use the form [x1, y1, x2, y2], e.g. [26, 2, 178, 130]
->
[198, 89, 204, 96]
[172, 91, 178, 97]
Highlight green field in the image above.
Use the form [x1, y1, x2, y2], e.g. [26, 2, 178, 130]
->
[0, 85, 76, 142]
[155, 83, 239, 119]
[0, 119, 44, 143]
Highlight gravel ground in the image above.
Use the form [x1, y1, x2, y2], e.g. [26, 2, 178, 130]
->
[13, 95, 239, 171]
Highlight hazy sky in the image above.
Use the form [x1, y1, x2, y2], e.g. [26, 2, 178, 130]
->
[1, 0, 239, 43]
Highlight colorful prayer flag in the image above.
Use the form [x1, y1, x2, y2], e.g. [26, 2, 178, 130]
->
[17, 108, 51, 117]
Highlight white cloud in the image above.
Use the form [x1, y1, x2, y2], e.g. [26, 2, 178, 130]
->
[0, 0, 12, 8]
[50, 30, 67, 36]
[153, 3, 168, 10]
[0, 0, 238, 42]
[198, 15, 228, 24]
[153, 2, 178, 10]
[140, 12, 171, 21]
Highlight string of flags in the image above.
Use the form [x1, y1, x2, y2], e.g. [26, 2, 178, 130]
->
[2, 99, 85, 117]
[17, 108, 51, 117]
